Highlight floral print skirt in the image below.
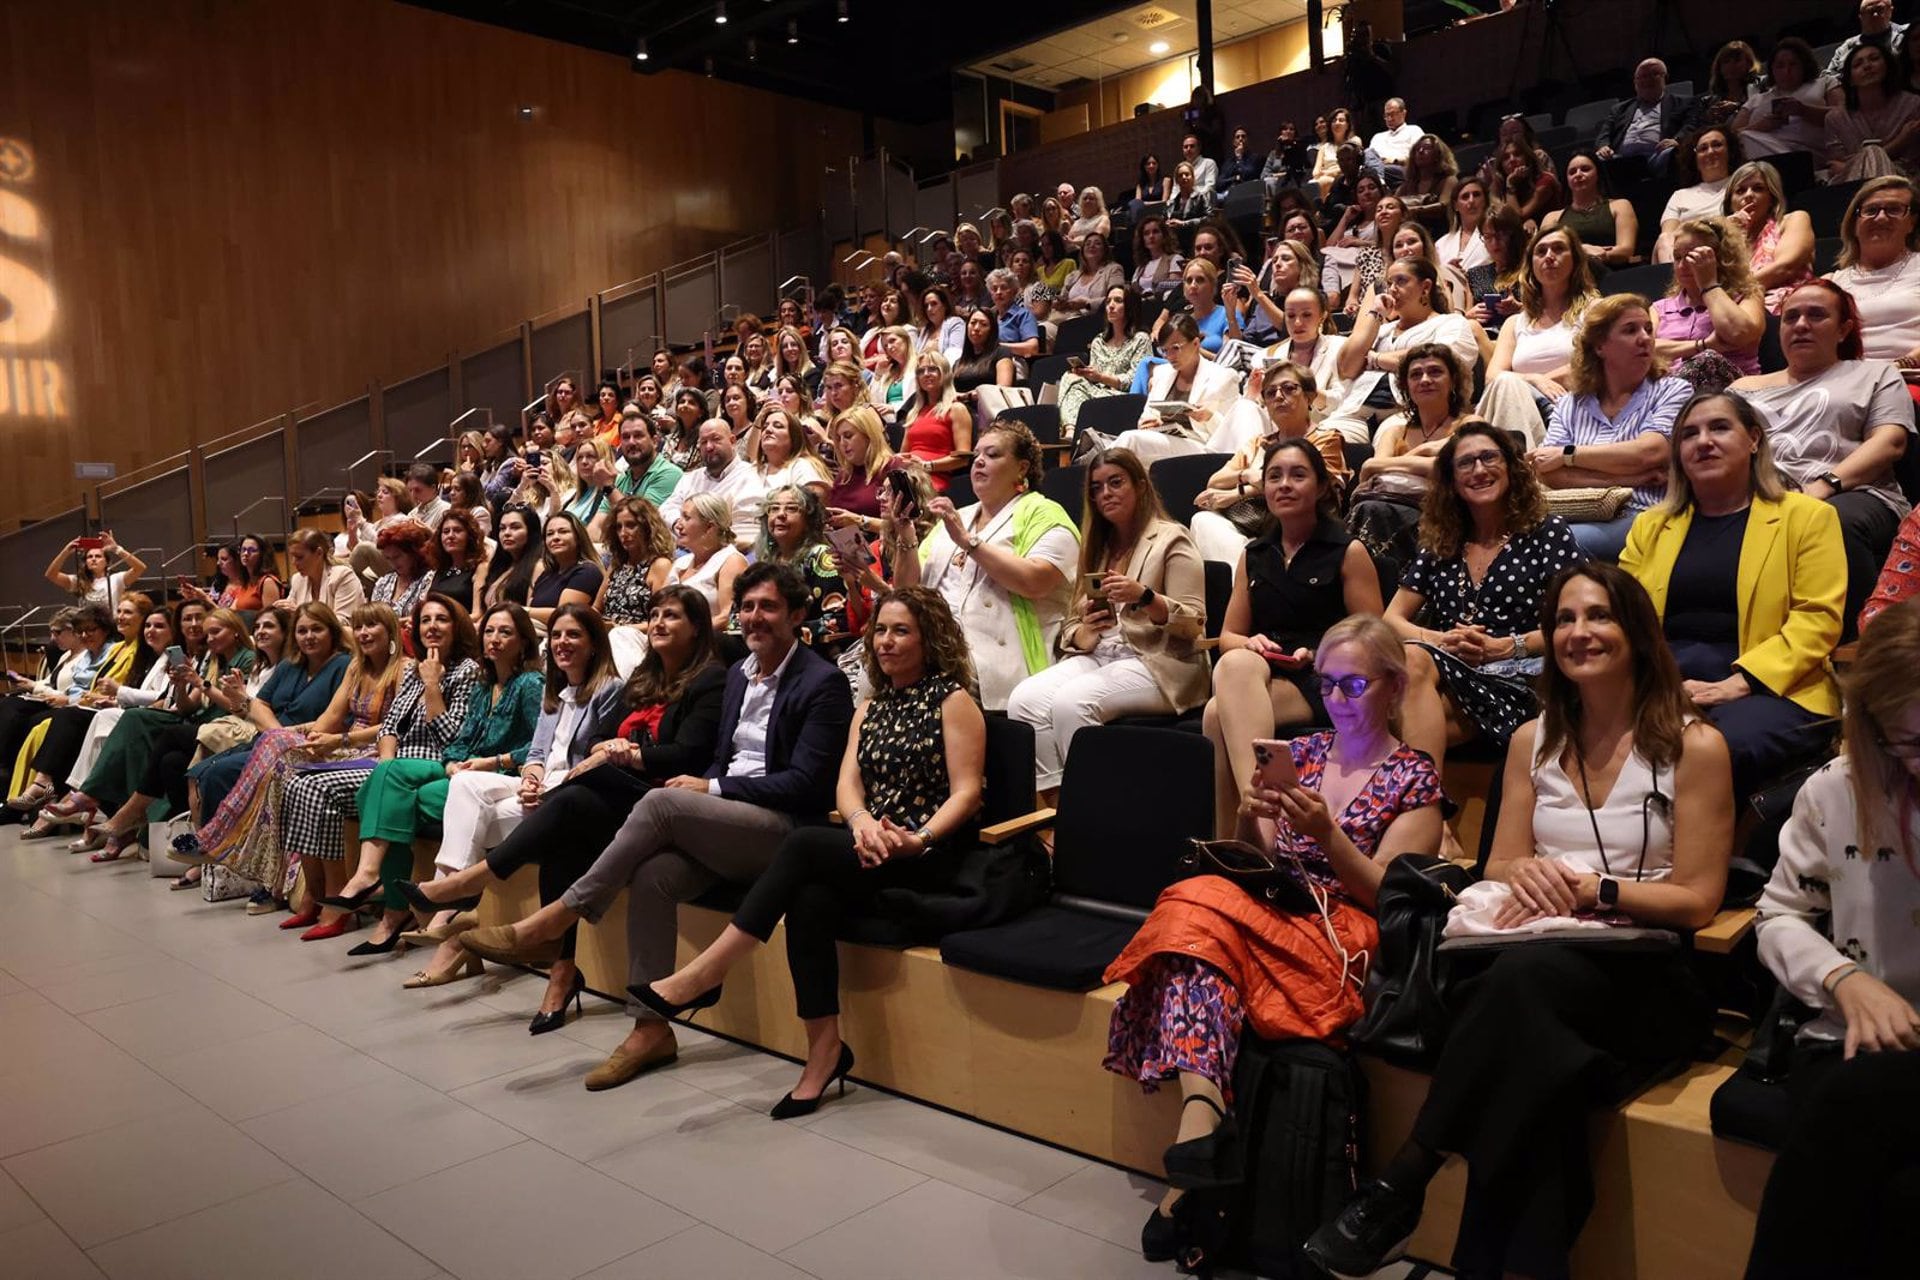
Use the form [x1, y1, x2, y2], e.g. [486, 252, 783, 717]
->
[1104, 955, 1247, 1101]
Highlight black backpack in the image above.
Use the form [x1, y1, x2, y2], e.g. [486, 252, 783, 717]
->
[1164, 1037, 1365, 1277]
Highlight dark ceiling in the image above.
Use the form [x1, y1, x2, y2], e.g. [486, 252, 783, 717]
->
[404, 0, 1132, 123]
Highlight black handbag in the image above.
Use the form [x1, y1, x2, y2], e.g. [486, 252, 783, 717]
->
[1181, 839, 1322, 916]
[1348, 853, 1475, 1069]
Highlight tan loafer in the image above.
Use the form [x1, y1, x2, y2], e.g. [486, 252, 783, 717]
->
[458, 923, 562, 967]
[584, 1033, 679, 1092]
[399, 910, 478, 947]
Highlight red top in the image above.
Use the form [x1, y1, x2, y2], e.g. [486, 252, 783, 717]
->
[902, 407, 958, 492]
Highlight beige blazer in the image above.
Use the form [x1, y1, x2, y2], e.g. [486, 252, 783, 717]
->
[1059, 517, 1210, 712]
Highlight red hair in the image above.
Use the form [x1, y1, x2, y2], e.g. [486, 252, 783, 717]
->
[1793, 279, 1866, 361]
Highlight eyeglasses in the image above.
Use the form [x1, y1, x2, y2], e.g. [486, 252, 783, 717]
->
[1455, 450, 1507, 472]
[1318, 674, 1375, 699]
[1858, 203, 1914, 221]
[1264, 381, 1304, 397]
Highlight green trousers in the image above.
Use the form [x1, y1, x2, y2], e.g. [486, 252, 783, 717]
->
[354, 758, 451, 910]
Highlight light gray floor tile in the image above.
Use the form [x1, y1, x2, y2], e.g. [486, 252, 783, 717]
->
[240, 1072, 523, 1201]
[79, 981, 293, 1063]
[0, 967, 25, 997]
[779, 1178, 1166, 1280]
[450, 1054, 736, 1163]
[592, 1101, 926, 1253]
[86, 1177, 441, 1280]
[149, 1023, 405, 1122]
[0, 1218, 105, 1279]
[0, 1050, 194, 1159]
[0, 990, 118, 1077]
[0, 1166, 45, 1231]
[356, 1141, 691, 1280]
[1017, 1161, 1167, 1250]
[804, 1090, 1088, 1205]
[2, 1107, 296, 1247]
[339, 1001, 590, 1092]
[31, 951, 203, 1015]
[581, 1224, 816, 1280]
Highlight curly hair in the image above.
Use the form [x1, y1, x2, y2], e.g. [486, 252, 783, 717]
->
[608, 496, 674, 569]
[755, 484, 830, 563]
[1392, 343, 1471, 421]
[981, 417, 1046, 492]
[430, 507, 487, 571]
[1567, 294, 1669, 400]
[1417, 421, 1549, 557]
[375, 517, 434, 559]
[1666, 216, 1760, 307]
[861, 587, 978, 698]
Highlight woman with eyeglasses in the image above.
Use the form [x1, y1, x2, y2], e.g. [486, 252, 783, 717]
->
[1827, 176, 1920, 376]
[1618, 389, 1842, 802]
[1656, 126, 1743, 263]
[1110, 614, 1442, 1262]
[1308, 564, 1733, 1280]
[1192, 363, 1349, 565]
[1388, 423, 1583, 774]
[1740, 599, 1920, 1280]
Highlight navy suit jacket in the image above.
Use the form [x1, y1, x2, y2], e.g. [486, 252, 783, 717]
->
[1595, 92, 1703, 152]
[707, 642, 853, 820]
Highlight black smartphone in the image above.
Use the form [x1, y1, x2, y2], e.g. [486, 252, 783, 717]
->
[883, 468, 920, 520]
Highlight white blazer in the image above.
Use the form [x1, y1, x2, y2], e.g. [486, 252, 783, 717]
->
[1142, 356, 1245, 435]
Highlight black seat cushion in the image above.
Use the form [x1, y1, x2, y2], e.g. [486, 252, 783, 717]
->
[1708, 1072, 1793, 1153]
[941, 905, 1144, 991]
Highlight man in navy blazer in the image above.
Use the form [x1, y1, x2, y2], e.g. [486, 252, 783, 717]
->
[462, 561, 853, 1089]
[1594, 58, 1703, 178]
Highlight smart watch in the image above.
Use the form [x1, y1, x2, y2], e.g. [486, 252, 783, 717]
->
[1597, 875, 1621, 910]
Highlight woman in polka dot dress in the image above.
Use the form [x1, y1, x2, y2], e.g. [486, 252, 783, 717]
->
[1387, 421, 1584, 766]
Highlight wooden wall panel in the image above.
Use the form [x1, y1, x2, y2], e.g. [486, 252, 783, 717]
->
[0, 0, 863, 528]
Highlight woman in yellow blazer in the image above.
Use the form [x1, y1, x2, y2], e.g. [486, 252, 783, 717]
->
[1007, 448, 1207, 800]
[1620, 390, 1843, 798]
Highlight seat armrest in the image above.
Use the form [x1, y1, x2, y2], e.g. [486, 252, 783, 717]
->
[980, 808, 1057, 845]
[1694, 907, 1756, 955]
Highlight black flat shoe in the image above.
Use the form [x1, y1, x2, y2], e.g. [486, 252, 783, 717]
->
[769, 1042, 855, 1120]
[1141, 1205, 1178, 1263]
[319, 883, 380, 911]
[627, 978, 723, 1022]
[346, 931, 404, 957]
[395, 878, 481, 914]
[528, 969, 586, 1035]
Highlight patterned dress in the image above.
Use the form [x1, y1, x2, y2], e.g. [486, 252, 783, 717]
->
[1056, 331, 1151, 431]
[207, 682, 396, 895]
[279, 659, 481, 860]
[1104, 732, 1442, 1097]
[601, 562, 658, 626]
[859, 672, 963, 829]
[1400, 515, 1583, 746]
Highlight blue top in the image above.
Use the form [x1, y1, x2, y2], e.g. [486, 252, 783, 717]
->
[997, 302, 1039, 347]
[255, 652, 350, 726]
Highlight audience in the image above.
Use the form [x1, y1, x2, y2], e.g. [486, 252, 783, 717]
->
[1195, 363, 1348, 565]
[1725, 161, 1816, 312]
[1733, 37, 1841, 160]
[1595, 57, 1702, 178]
[1826, 0, 1908, 79]
[1828, 176, 1920, 378]
[1130, 215, 1185, 295]
[1327, 259, 1480, 446]
[1349, 347, 1474, 582]
[1057, 286, 1149, 433]
[1657, 126, 1743, 263]
[1110, 312, 1245, 464]
[1476, 224, 1600, 447]
[1653, 215, 1768, 389]
[1539, 150, 1637, 269]
[669, 494, 748, 628]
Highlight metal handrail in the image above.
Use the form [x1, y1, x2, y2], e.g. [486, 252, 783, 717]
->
[94, 451, 193, 502]
[0, 606, 48, 649]
[124, 548, 164, 584]
[448, 407, 492, 434]
[159, 546, 202, 575]
[412, 437, 454, 462]
[344, 449, 392, 496]
[229, 496, 287, 539]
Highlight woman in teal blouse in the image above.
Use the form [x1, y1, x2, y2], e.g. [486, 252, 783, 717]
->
[321, 602, 544, 953]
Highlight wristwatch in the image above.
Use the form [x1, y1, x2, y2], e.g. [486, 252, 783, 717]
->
[1820, 471, 1845, 493]
[1597, 875, 1621, 910]
[964, 534, 982, 555]
[914, 824, 936, 850]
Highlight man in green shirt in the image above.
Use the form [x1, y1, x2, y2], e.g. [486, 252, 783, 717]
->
[614, 411, 683, 507]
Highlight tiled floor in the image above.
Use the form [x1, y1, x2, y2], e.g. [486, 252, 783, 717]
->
[0, 826, 1433, 1280]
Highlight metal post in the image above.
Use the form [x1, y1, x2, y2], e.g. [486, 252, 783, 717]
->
[1196, 0, 1214, 96]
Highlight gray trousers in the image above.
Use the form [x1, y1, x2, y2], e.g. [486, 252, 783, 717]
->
[560, 787, 793, 1019]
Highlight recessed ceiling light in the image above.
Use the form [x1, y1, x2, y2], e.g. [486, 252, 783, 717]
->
[1149, 40, 1170, 55]
[633, 37, 648, 61]
[1111, 32, 1127, 42]
[714, 2, 727, 24]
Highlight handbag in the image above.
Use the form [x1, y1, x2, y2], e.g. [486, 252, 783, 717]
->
[195, 714, 259, 759]
[1182, 839, 1322, 916]
[1348, 854, 1476, 1068]
[1543, 486, 1632, 522]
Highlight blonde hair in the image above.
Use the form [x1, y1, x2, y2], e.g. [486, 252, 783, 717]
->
[1667, 216, 1759, 306]
[1844, 601, 1920, 869]
[681, 493, 733, 542]
[1077, 186, 1108, 216]
[870, 325, 918, 408]
[1316, 614, 1410, 732]
[830, 404, 894, 484]
[1657, 390, 1790, 516]
[912, 350, 959, 415]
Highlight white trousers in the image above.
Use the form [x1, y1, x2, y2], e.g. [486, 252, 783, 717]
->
[1475, 371, 1551, 450]
[609, 625, 649, 679]
[68, 709, 124, 789]
[1110, 428, 1204, 465]
[1190, 510, 1253, 564]
[1006, 651, 1171, 789]
[435, 771, 527, 873]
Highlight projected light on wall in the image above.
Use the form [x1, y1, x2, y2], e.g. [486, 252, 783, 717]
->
[0, 138, 69, 420]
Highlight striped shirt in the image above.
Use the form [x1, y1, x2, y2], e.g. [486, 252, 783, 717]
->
[1543, 375, 1694, 512]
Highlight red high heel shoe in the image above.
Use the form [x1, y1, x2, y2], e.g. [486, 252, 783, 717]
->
[299, 914, 359, 942]
[279, 906, 322, 931]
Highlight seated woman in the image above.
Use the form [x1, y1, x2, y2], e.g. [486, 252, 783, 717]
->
[1396, 134, 1459, 235]
[479, 505, 541, 609]
[670, 494, 748, 629]
[1130, 215, 1186, 296]
[1111, 615, 1443, 1260]
[11, 594, 157, 816]
[730, 486, 851, 656]
[1488, 140, 1564, 231]
[893, 419, 1078, 711]
[563, 438, 618, 546]
[1434, 177, 1493, 280]
[897, 354, 973, 493]
[1653, 216, 1768, 391]
[1166, 163, 1213, 248]
[1109, 313, 1247, 464]
[1326, 259, 1482, 446]
[1193, 363, 1349, 565]
[865, 327, 916, 425]
[1308, 564, 1733, 1280]
[370, 518, 435, 629]
[284, 527, 366, 616]
[950, 310, 1017, 406]
[67, 607, 257, 861]
[1476, 224, 1601, 448]
[745, 403, 831, 502]
[1201, 441, 1382, 837]
[1824, 38, 1920, 183]
[526, 512, 603, 631]
[289, 595, 482, 940]
[0, 603, 113, 799]
[1007, 450, 1206, 800]
[1054, 231, 1125, 318]
[1057, 286, 1150, 434]
[1390, 424, 1584, 770]
[318, 602, 548, 954]
[1723, 162, 1817, 314]
[915, 285, 964, 363]
[1540, 150, 1638, 270]
[827, 404, 908, 527]
[632, 587, 986, 1108]
[1348, 346, 1473, 584]
[1130, 154, 1173, 218]
[1530, 293, 1695, 560]
[394, 587, 725, 1012]
[425, 508, 486, 616]
[659, 389, 707, 471]
[1230, 236, 1318, 345]
[1741, 601, 1920, 1280]
[1827, 176, 1920, 384]
[1462, 203, 1528, 330]
[1732, 279, 1913, 629]
[1341, 195, 1412, 316]
[1733, 37, 1840, 160]
[1656, 126, 1742, 263]
[595, 496, 675, 674]
[1621, 391, 1844, 797]
[1258, 286, 1348, 412]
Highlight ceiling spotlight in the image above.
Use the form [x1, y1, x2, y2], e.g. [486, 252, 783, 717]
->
[516, 104, 534, 120]
[714, 2, 727, 23]
[837, 0, 849, 22]
[1149, 40, 1169, 55]
[747, 37, 758, 61]
[787, 18, 798, 43]
[633, 37, 648, 61]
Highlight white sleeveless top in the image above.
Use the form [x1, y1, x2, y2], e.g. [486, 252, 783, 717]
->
[1509, 315, 1575, 378]
[672, 547, 747, 610]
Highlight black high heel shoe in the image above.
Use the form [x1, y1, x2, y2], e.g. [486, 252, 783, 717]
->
[627, 978, 723, 1022]
[395, 878, 482, 914]
[319, 882, 380, 911]
[346, 930, 405, 957]
[529, 968, 586, 1036]
[769, 1042, 855, 1120]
